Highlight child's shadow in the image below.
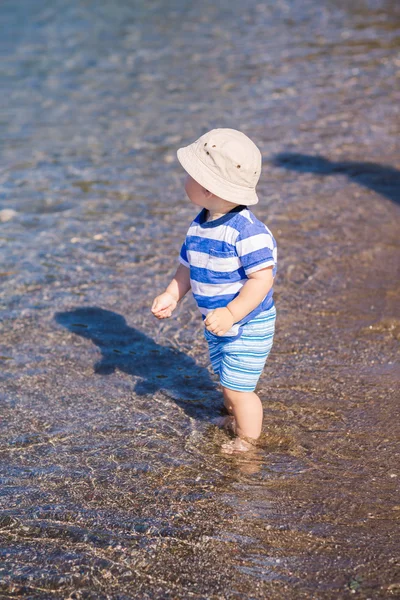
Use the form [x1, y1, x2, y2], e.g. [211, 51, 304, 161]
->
[55, 307, 219, 420]
[272, 153, 400, 205]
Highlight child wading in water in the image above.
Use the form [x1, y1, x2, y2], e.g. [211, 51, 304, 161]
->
[151, 129, 277, 453]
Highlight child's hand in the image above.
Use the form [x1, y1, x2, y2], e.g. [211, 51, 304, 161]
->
[205, 307, 234, 336]
[151, 292, 177, 319]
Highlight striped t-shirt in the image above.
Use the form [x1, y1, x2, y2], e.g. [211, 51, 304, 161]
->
[179, 205, 277, 339]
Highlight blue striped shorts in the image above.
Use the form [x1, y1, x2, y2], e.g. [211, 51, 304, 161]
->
[204, 305, 276, 392]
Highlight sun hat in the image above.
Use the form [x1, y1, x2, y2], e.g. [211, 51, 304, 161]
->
[177, 128, 262, 205]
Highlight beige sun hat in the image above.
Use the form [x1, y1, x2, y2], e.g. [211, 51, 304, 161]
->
[177, 128, 262, 205]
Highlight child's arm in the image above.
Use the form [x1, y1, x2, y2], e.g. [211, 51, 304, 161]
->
[205, 267, 273, 336]
[151, 264, 191, 319]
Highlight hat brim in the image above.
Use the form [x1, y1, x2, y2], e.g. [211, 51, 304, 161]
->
[177, 145, 259, 206]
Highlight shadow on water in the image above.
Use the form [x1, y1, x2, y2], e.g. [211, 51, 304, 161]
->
[55, 307, 219, 420]
[272, 153, 400, 205]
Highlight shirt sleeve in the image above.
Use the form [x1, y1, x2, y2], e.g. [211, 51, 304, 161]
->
[179, 241, 189, 268]
[235, 224, 277, 275]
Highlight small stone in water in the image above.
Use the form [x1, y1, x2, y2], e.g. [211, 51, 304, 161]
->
[0, 209, 17, 222]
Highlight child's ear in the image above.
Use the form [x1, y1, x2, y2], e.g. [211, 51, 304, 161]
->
[203, 187, 213, 198]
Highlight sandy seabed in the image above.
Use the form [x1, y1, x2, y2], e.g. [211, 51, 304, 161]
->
[0, 0, 399, 598]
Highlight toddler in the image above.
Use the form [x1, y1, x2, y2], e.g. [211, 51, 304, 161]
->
[151, 128, 277, 453]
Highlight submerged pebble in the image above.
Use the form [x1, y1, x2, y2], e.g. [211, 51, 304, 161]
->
[0, 0, 399, 598]
[0, 209, 17, 222]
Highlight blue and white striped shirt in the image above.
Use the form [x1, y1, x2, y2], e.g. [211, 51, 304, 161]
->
[179, 205, 277, 339]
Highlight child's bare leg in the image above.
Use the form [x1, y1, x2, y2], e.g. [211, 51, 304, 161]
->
[223, 387, 263, 439]
[212, 415, 236, 431]
[223, 392, 234, 415]
[212, 387, 235, 429]
[221, 387, 263, 453]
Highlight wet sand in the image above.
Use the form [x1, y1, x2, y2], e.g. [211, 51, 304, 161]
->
[0, 0, 399, 598]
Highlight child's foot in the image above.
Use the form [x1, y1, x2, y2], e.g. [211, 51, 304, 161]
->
[221, 437, 253, 454]
[212, 415, 236, 433]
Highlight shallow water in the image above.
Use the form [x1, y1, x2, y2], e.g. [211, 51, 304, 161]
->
[0, 0, 399, 598]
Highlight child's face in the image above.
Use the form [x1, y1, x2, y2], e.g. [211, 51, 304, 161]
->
[184, 175, 210, 208]
[184, 174, 237, 214]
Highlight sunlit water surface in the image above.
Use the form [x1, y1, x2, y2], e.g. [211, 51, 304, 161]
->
[0, 0, 399, 598]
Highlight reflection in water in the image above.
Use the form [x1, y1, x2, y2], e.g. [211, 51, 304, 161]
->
[55, 307, 218, 420]
[272, 153, 400, 205]
[1, 0, 399, 597]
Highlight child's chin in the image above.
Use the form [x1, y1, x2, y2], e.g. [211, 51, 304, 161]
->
[189, 199, 204, 208]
